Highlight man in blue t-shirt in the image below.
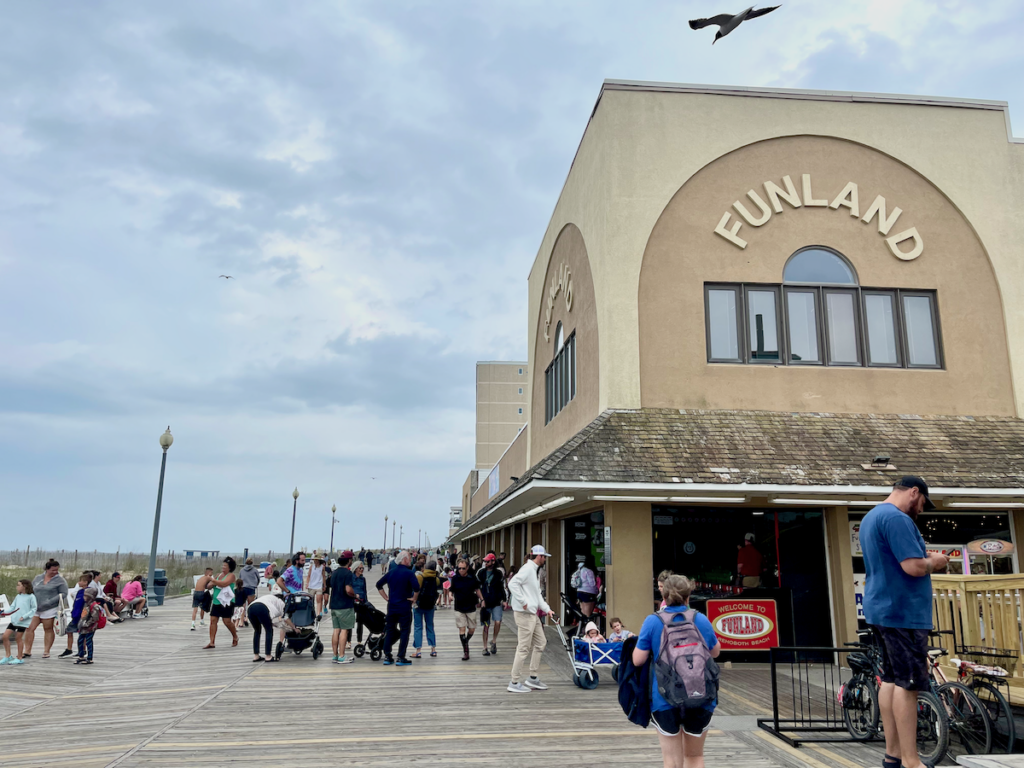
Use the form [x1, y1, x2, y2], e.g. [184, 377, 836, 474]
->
[861, 476, 948, 768]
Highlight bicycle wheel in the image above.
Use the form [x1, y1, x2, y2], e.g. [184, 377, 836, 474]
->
[938, 681, 992, 756]
[917, 691, 949, 766]
[971, 681, 1015, 754]
[842, 675, 880, 740]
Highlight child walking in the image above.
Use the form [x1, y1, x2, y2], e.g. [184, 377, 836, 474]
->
[75, 588, 102, 664]
[0, 579, 37, 665]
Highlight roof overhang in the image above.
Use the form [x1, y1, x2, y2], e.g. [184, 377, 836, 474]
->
[455, 479, 1024, 540]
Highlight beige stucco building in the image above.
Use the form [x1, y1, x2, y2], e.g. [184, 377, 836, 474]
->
[452, 81, 1024, 650]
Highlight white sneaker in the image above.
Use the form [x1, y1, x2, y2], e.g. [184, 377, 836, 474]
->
[337, 656, 354, 664]
[525, 677, 548, 690]
[507, 681, 530, 693]
[191, 622, 196, 631]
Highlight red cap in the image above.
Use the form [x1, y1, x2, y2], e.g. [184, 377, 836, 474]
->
[483, 553, 496, 562]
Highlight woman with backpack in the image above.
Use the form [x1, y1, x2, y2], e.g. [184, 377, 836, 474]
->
[412, 560, 442, 658]
[571, 556, 599, 622]
[631, 574, 721, 768]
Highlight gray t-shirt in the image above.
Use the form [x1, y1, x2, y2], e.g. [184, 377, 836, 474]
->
[32, 572, 69, 613]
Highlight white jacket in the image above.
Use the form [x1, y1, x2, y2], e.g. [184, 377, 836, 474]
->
[508, 559, 551, 615]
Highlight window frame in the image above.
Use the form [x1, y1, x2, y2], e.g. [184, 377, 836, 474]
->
[703, 282, 942, 371]
[743, 284, 783, 364]
[783, 246, 859, 286]
[822, 287, 863, 367]
[545, 329, 577, 424]
[704, 284, 744, 364]
[861, 289, 903, 368]
[900, 291, 944, 369]
[783, 287, 823, 366]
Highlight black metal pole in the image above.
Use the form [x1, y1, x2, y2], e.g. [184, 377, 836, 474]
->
[289, 497, 297, 555]
[147, 448, 169, 605]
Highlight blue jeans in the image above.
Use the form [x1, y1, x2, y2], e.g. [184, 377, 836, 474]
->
[413, 607, 435, 649]
[77, 632, 94, 660]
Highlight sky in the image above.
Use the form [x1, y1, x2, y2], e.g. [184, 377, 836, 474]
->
[1, 1, 1022, 555]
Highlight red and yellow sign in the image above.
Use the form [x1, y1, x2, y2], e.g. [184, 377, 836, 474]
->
[706, 599, 779, 651]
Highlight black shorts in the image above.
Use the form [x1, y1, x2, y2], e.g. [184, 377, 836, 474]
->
[210, 604, 234, 619]
[873, 625, 930, 692]
[651, 707, 714, 737]
[3, 625, 27, 634]
[242, 587, 256, 598]
[192, 591, 206, 608]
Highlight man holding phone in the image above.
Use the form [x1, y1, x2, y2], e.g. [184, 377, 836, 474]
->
[861, 476, 948, 768]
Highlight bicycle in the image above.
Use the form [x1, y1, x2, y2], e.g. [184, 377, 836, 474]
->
[925, 640, 992, 757]
[954, 649, 1016, 754]
[840, 630, 948, 764]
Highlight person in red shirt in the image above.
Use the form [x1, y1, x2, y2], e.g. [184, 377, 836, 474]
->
[737, 533, 763, 588]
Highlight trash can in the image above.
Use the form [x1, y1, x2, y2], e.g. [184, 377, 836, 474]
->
[152, 569, 168, 607]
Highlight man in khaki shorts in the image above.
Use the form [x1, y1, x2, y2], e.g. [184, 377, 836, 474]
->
[449, 559, 483, 661]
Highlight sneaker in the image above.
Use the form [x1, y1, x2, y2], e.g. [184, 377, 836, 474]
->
[382, 656, 394, 666]
[0, 657, 11, 665]
[483, 648, 490, 656]
[331, 656, 340, 663]
[190, 622, 196, 631]
[462, 652, 470, 661]
[59, 649, 73, 658]
[490, 642, 497, 655]
[8, 658, 24, 665]
[507, 681, 530, 693]
[396, 657, 413, 666]
[200, 620, 206, 626]
[337, 656, 354, 664]
[525, 677, 548, 690]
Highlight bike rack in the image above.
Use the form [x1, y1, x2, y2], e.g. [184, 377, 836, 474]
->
[757, 646, 885, 747]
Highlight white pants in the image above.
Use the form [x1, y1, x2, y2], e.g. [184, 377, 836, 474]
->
[510, 611, 547, 684]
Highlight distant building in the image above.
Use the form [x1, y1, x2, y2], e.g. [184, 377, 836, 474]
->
[183, 550, 220, 561]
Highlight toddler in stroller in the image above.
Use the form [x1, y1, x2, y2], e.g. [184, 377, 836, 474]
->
[351, 601, 387, 661]
[275, 592, 325, 660]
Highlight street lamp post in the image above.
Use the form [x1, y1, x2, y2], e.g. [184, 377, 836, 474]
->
[391, 520, 396, 550]
[418, 529, 421, 549]
[147, 427, 174, 606]
[383, 515, 388, 554]
[399, 525, 403, 549]
[329, 504, 338, 555]
[289, 487, 300, 555]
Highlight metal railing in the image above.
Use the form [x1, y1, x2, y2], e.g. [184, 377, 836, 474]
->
[757, 646, 881, 747]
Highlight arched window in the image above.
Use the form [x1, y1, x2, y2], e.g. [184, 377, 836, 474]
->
[704, 246, 941, 369]
[545, 322, 576, 424]
[783, 247, 857, 285]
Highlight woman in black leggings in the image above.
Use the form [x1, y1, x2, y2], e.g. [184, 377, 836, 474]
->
[248, 593, 290, 662]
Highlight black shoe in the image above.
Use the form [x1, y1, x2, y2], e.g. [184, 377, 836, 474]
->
[483, 648, 490, 656]
[58, 649, 73, 658]
[396, 657, 413, 666]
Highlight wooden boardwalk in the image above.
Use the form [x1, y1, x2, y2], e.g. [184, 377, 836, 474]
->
[0, 567, 890, 767]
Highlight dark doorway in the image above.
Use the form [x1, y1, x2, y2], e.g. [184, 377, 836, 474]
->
[651, 506, 833, 657]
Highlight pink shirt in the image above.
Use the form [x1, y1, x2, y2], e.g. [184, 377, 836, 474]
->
[122, 581, 143, 602]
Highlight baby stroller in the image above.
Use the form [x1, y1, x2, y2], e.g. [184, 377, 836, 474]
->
[275, 592, 325, 660]
[351, 601, 387, 661]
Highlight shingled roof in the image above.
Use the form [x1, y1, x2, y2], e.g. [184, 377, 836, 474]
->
[535, 408, 1024, 488]
[467, 409, 1024, 526]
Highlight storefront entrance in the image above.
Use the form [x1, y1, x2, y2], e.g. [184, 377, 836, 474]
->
[562, 511, 606, 625]
[652, 506, 834, 659]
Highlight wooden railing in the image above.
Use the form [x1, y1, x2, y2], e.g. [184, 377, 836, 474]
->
[932, 574, 1023, 683]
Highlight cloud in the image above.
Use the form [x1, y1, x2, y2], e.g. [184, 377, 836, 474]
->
[0, 0, 1020, 550]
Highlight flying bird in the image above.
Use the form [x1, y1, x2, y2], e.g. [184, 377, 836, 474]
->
[689, 5, 780, 43]
[218, 275, 233, 279]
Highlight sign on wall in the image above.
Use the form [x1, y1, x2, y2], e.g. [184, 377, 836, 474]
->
[713, 174, 924, 261]
[706, 599, 779, 651]
[850, 522, 862, 558]
[487, 466, 499, 498]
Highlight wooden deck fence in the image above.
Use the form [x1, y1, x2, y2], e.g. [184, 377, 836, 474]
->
[932, 574, 1024, 698]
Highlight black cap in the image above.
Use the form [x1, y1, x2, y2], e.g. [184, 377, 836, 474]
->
[896, 475, 936, 511]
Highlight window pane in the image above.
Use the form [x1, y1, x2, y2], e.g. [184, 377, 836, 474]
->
[865, 293, 899, 365]
[903, 295, 938, 366]
[707, 289, 739, 360]
[747, 290, 779, 361]
[825, 292, 859, 364]
[784, 249, 857, 284]
[786, 291, 819, 363]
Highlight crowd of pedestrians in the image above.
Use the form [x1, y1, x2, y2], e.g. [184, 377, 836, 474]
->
[0, 559, 154, 667]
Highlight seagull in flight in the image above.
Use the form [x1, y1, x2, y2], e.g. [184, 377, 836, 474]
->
[218, 275, 233, 279]
[689, 5, 780, 43]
